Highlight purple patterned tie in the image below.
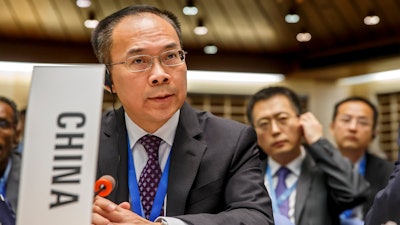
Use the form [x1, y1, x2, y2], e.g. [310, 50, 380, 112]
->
[138, 134, 162, 219]
[275, 167, 291, 218]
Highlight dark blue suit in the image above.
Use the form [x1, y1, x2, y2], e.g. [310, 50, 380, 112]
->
[362, 153, 393, 216]
[365, 157, 400, 224]
[0, 195, 15, 225]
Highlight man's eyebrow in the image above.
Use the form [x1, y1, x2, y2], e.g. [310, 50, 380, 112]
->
[165, 43, 179, 49]
[256, 112, 290, 121]
[126, 48, 143, 56]
[125, 43, 180, 56]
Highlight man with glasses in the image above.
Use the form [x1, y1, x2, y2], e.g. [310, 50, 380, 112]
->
[0, 96, 21, 223]
[246, 86, 369, 225]
[330, 96, 393, 224]
[90, 5, 273, 225]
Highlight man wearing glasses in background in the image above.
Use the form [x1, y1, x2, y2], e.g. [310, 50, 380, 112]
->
[90, 5, 273, 225]
[0, 96, 22, 225]
[246, 86, 370, 225]
[330, 96, 394, 225]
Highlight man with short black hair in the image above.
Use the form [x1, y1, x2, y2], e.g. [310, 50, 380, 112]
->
[90, 5, 273, 225]
[246, 86, 370, 225]
[330, 96, 393, 224]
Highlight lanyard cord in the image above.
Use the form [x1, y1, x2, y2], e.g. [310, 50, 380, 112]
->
[127, 135, 171, 221]
[0, 159, 12, 196]
[266, 166, 297, 214]
[358, 154, 366, 176]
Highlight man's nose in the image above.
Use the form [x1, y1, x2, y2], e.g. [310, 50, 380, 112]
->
[270, 120, 281, 134]
[348, 119, 358, 130]
[149, 59, 170, 85]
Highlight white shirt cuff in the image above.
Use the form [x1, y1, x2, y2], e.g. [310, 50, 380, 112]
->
[155, 216, 188, 225]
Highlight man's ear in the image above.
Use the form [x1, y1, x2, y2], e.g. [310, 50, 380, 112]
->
[372, 129, 377, 140]
[13, 126, 20, 147]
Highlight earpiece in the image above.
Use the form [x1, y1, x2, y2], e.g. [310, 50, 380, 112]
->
[105, 68, 112, 87]
[104, 68, 113, 93]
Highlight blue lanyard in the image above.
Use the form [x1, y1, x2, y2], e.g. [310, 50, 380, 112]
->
[358, 154, 366, 176]
[0, 159, 12, 196]
[340, 154, 367, 219]
[127, 136, 170, 221]
[266, 166, 297, 214]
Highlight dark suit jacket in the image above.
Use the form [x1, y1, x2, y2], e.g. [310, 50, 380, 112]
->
[5, 152, 21, 213]
[362, 153, 393, 217]
[0, 197, 15, 225]
[261, 139, 370, 225]
[96, 102, 274, 225]
[365, 158, 400, 224]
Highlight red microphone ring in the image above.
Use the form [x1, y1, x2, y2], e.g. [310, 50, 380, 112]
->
[94, 177, 113, 197]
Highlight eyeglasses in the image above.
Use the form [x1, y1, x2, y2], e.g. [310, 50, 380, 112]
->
[255, 114, 296, 132]
[336, 115, 372, 127]
[107, 49, 187, 72]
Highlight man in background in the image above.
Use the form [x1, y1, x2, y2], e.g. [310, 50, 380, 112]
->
[0, 96, 21, 214]
[330, 96, 393, 224]
[246, 86, 370, 225]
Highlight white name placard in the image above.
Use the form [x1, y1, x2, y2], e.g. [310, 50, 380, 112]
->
[17, 65, 105, 225]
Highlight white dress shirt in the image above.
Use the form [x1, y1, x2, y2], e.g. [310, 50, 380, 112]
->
[265, 147, 306, 224]
[125, 110, 187, 225]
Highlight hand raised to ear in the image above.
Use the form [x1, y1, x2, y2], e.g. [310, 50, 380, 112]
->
[299, 112, 323, 145]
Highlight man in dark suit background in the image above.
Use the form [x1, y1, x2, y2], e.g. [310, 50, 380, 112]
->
[246, 86, 370, 225]
[0, 96, 21, 215]
[330, 96, 393, 224]
[90, 5, 273, 225]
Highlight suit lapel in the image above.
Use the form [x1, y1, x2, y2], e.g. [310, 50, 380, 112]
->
[166, 102, 207, 216]
[100, 108, 129, 203]
[294, 153, 315, 224]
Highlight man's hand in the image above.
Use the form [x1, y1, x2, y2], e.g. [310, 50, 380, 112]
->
[92, 196, 161, 225]
[299, 112, 323, 145]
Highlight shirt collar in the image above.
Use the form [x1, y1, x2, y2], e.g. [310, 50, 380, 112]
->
[125, 110, 180, 148]
[268, 146, 306, 177]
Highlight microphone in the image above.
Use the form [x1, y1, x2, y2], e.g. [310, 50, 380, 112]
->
[94, 175, 115, 197]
